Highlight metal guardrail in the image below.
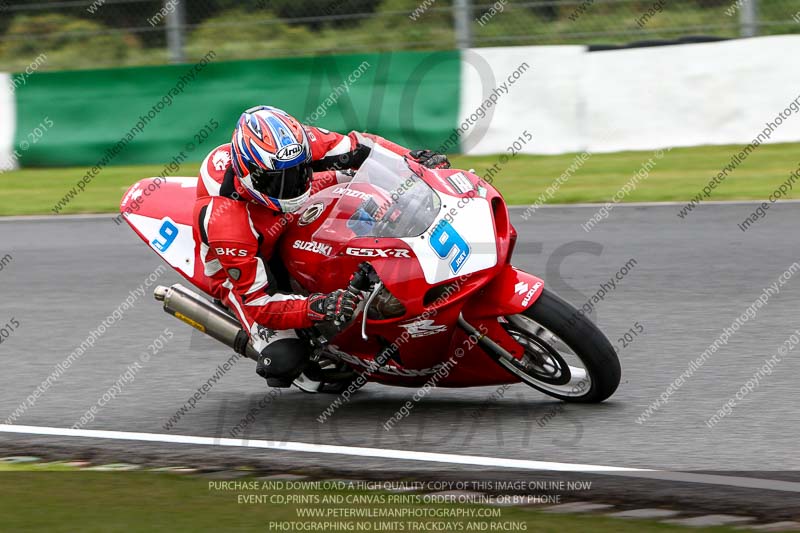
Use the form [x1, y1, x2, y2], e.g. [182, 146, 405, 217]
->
[0, 0, 798, 71]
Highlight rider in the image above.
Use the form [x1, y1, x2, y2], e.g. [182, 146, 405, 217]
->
[193, 105, 450, 387]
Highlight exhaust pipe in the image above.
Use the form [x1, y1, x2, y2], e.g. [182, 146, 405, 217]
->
[154, 284, 260, 361]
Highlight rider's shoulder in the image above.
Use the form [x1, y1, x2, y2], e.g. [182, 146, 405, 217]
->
[304, 126, 353, 160]
[197, 144, 232, 197]
[200, 144, 233, 183]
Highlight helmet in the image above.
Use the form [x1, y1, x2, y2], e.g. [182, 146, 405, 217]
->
[230, 105, 312, 213]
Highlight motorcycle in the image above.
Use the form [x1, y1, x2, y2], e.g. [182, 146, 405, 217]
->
[120, 146, 620, 402]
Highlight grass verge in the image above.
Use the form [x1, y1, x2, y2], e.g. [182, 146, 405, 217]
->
[0, 463, 754, 533]
[0, 143, 798, 216]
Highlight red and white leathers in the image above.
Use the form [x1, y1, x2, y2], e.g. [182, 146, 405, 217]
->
[192, 127, 410, 350]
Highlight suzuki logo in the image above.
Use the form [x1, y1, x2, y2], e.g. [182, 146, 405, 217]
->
[332, 187, 372, 201]
[514, 282, 529, 295]
[521, 281, 543, 307]
[292, 240, 332, 256]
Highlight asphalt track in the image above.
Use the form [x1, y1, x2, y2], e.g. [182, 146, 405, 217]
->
[1, 202, 799, 517]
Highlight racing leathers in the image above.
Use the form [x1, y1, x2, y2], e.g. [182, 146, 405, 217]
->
[192, 127, 412, 370]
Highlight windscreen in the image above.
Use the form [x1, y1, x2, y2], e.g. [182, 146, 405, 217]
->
[313, 147, 442, 241]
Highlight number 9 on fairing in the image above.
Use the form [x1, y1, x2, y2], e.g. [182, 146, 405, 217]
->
[152, 219, 178, 252]
[429, 220, 470, 273]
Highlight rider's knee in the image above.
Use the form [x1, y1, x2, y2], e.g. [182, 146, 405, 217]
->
[255, 338, 309, 387]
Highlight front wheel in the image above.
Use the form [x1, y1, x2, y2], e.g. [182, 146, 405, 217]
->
[492, 288, 621, 403]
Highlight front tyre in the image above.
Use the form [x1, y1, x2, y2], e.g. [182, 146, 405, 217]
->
[493, 289, 620, 403]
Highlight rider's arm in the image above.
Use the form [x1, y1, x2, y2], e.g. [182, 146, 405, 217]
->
[204, 199, 315, 332]
[310, 169, 356, 193]
[305, 126, 410, 172]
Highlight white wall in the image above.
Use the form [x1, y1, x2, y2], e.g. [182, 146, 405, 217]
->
[460, 46, 586, 155]
[463, 36, 800, 155]
[0, 74, 16, 171]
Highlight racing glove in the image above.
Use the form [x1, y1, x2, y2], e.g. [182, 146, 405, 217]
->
[307, 288, 362, 326]
[408, 149, 451, 170]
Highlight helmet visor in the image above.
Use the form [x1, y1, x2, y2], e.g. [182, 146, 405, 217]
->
[249, 163, 312, 200]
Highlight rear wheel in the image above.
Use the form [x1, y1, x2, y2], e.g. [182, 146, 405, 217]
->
[492, 288, 620, 403]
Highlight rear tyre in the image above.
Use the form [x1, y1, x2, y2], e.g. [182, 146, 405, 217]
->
[492, 288, 620, 403]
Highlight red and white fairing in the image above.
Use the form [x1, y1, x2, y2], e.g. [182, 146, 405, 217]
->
[121, 177, 207, 287]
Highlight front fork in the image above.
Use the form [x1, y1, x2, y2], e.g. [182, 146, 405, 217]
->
[455, 265, 545, 364]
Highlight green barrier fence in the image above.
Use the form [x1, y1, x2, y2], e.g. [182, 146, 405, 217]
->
[13, 50, 461, 168]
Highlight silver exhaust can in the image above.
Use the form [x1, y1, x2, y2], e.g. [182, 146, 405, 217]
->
[154, 284, 260, 361]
